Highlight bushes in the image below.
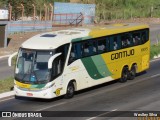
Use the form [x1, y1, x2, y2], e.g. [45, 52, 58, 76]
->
[0, 77, 14, 93]
[150, 43, 160, 59]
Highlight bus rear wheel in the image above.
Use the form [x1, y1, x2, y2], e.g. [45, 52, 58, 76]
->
[119, 67, 129, 83]
[128, 65, 136, 80]
[65, 82, 75, 99]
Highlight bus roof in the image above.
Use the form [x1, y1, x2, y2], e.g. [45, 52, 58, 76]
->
[21, 23, 149, 50]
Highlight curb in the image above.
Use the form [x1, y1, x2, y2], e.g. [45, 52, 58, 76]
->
[0, 91, 15, 101]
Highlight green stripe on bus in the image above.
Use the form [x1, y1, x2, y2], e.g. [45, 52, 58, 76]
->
[72, 36, 92, 42]
[91, 55, 112, 77]
[81, 57, 103, 80]
[30, 84, 46, 88]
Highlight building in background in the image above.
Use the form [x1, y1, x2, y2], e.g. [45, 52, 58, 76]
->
[53, 2, 95, 25]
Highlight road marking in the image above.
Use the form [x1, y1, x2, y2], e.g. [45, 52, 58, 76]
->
[36, 102, 66, 111]
[150, 74, 160, 78]
[0, 97, 14, 102]
[86, 109, 117, 120]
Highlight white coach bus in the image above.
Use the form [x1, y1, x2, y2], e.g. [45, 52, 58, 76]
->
[8, 23, 150, 99]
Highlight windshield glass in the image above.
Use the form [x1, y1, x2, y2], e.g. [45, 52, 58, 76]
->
[15, 49, 54, 83]
[15, 44, 69, 84]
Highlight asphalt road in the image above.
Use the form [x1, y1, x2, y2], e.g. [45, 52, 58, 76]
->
[0, 58, 160, 120]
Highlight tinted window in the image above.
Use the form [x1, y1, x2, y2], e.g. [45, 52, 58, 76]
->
[110, 36, 120, 51]
[52, 44, 69, 78]
[141, 29, 149, 44]
[82, 41, 92, 57]
[121, 33, 132, 48]
[97, 38, 106, 53]
[132, 32, 141, 45]
[92, 40, 98, 54]
[69, 43, 82, 64]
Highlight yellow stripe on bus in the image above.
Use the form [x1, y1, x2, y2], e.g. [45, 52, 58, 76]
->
[15, 81, 31, 89]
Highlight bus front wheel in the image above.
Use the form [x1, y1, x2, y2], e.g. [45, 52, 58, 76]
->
[119, 67, 129, 83]
[65, 82, 75, 99]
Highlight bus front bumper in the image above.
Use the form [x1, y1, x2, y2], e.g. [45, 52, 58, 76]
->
[14, 85, 57, 99]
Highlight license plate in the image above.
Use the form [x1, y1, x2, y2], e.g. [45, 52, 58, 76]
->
[27, 93, 33, 96]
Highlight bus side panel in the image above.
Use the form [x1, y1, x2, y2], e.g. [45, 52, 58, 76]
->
[81, 55, 114, 87]
[63, 60, 89, 91]
[140, 40, 150, 71]
[64, 57, 115, 90]
[101, 40, 150, 79]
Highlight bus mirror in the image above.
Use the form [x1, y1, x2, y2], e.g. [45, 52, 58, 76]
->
[48, 53, 62, 69]
[8, 52, 18, 66]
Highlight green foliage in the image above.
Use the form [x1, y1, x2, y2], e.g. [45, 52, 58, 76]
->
[150, 43, 160, 59]
[93, 0, 160, 21]
[0, 77, 14, 93]
[8, 0, 35, 19]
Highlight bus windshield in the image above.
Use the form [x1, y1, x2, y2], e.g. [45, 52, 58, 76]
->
[15, 48, 54, 84]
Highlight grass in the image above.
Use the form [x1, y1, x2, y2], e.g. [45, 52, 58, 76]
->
[0, 77, 14, 94]
[150, 43, 160, 59]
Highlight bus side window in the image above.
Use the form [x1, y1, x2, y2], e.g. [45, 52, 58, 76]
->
[69, 43, 78, 64]
[98, 38, 106, 53]
[82, 42, 90, 57]
[146, 29, 149, 42]
[133, 33, 141, 45]
[52, 44, 70, 77]
[121, 33, 131, 48]
[82, 40, 99, 57]
[57, 44, 69, 61]
[111, 36, 118, 51]
[141, 30, 147, 44]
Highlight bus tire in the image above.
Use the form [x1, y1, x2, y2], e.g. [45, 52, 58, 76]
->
[128, 65, 136, 80]
[119, 67, 129, 83]
[64, 82, 75, 99]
